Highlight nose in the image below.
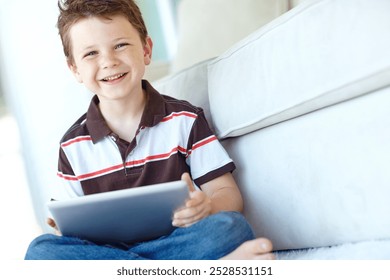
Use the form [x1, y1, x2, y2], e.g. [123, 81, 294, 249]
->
[100, 51, 119, 69]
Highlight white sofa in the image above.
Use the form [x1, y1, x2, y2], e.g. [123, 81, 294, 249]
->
[154, 0, 390, 259]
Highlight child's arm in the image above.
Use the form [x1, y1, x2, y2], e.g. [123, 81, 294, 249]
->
[172, 172, 243, 228]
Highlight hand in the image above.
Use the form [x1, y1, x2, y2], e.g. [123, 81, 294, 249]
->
[47, 217, 61, 236]
[172, 173, 212, 228]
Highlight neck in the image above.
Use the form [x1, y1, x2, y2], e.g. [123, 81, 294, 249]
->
[98, 88, 146, 142]
[100, 93, 145, 119]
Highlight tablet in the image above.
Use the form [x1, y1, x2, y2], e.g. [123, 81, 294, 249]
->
[48, 180, 189, 244]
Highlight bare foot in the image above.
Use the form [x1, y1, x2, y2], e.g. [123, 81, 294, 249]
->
[221, 238, 275, 260]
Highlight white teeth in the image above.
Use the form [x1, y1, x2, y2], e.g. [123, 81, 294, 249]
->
[102, 73, 125, 81]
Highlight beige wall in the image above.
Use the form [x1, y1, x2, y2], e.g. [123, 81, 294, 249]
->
[291, 0, 309, 8]
[171, 0, 290, 72]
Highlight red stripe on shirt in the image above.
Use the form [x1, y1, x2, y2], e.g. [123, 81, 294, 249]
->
[192, 135, 218, 150]
[77, 163, 124, 180]
[187, 136, 218, 157]
[58, 163, 124, 181]
[125, 146, 187, 168]
[59, 146, 188, 181]
[57, 172, 78, 181]
[58, 136, 216, 182]
[61, 136, 92, 148]
[61, 112, 196, 148]
[161, 111, 198, 122]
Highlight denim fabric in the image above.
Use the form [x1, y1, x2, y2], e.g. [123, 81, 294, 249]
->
[25, 211, 255, 260]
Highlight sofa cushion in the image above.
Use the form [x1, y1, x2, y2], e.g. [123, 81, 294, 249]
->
[208, 0, 390, 139]
[223, 85, 390, 250]
[152, 59, 215, 131]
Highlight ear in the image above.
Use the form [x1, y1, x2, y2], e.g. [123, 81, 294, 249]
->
[143, 36, 153, 66]
[67, 59, 83, 83]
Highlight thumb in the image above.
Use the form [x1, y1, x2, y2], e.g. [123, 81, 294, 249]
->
[181, 172, 196, 192]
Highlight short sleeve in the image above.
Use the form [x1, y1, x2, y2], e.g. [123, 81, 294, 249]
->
[57, 147, 84, 197]
[185, 109, 236, 187]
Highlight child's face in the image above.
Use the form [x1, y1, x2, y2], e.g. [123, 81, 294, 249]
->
[67, 15, 152, 101]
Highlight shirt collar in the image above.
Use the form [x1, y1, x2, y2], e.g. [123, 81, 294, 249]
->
[86, 80, 166, 143]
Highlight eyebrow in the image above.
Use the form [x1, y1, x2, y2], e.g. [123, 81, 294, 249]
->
[81, 45, 96, 52]
[113, 37, 133, 43]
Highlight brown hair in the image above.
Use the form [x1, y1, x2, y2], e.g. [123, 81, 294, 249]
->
[57, 0, 148, 62]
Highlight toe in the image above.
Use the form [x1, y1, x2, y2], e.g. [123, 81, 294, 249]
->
[257, 238, 273, 253]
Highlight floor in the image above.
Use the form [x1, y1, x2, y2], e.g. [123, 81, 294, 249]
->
[0, 114, 42, 260]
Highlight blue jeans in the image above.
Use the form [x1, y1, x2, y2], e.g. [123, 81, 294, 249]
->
[25, 211, 255, 260]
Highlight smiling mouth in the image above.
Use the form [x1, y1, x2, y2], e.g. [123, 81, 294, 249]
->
[101, 73, 127, 82]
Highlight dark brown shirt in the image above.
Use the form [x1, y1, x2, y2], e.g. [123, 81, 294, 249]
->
[57, 80, 235, 196]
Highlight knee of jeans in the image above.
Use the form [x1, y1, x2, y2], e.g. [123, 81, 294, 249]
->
[30, 233, 56, 245]
[24, 234, 58, 259]
[27, 234, 62, 251]
[208, 211, 255, 241]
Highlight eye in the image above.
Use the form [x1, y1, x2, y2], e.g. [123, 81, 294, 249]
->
[115, 43, 130, 49]
[83, 51, 98, 58]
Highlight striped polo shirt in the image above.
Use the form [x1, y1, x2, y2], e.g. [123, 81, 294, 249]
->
[57, 80, 235, 196]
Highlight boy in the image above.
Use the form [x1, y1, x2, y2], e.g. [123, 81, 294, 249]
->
[25, 0, 274, 260]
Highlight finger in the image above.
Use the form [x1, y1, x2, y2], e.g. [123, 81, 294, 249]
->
[173, 205, 197, 220]
[47, 218, 62, 236]
[47, 218, 57, 229]
[176, 194, 208, 218]
[186, 190, 212, 209]
[173, 201, 211, 227]
[185, 191, 203, 207]
[173, 207, 210, 227]
[181, 172, 196, 192]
